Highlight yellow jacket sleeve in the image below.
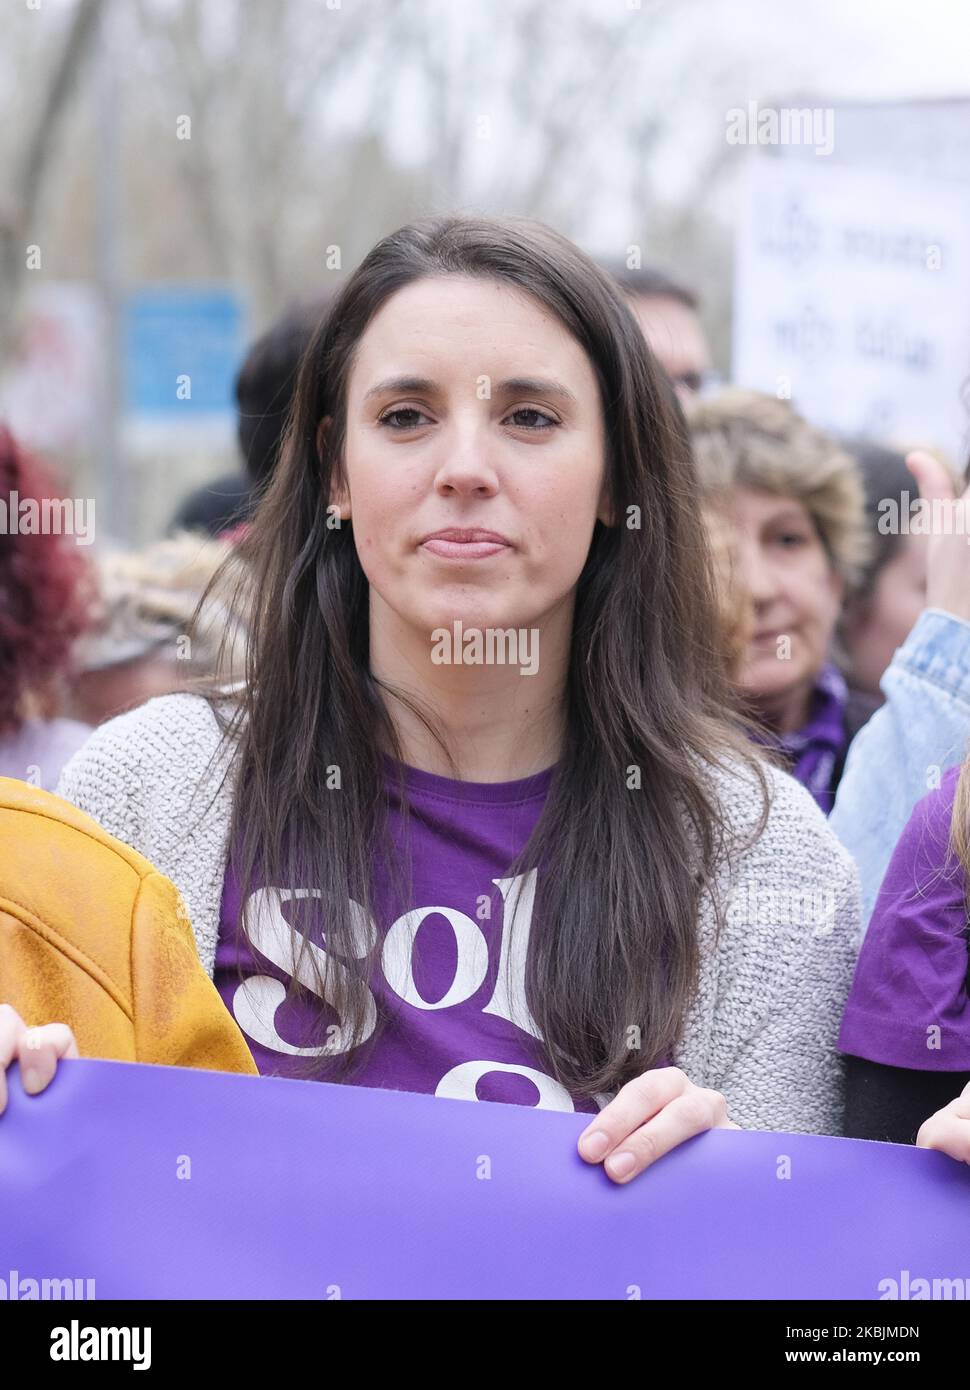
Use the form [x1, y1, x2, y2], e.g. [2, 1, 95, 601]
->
[0, 776, 257, 1076]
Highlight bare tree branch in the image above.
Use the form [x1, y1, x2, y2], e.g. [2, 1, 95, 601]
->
[0, 0, 106, 353]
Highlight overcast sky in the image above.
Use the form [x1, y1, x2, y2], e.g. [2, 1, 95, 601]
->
[706, 0, 970, 100]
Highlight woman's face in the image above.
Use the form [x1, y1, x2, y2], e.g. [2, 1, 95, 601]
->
[335, 275, 610, 643]
[841, 532, 928, 700]
[728, 487, 844, 725]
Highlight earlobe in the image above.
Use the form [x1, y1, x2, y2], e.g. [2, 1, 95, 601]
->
[594, 475, 614, 526]
[328, 486, 351, 523]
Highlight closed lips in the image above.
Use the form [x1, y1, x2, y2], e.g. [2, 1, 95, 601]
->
[420, 529, 512, 559]
[421, 529, 511, 544]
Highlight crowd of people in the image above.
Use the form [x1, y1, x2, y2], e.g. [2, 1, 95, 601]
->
[1, 212, 970, 1187]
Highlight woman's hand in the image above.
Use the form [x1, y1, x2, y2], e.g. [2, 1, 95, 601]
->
[578, 1066, 738, 1183]
[905, 450, 970, 625]
[0, 1004, 79, 1115]
[916, 1079, 970, 1163]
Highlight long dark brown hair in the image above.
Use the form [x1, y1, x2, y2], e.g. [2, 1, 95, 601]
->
[200, 214, 769, 1099]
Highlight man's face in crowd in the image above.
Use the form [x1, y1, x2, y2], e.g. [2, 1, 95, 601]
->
[627, 294, 713, 403]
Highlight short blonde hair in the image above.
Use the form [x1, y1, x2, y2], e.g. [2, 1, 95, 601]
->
[687, 388, 871, 588]
[74, 532, 247, 683]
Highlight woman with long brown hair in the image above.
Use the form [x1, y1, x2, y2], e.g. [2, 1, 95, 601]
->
[11, 215, 861, 1180]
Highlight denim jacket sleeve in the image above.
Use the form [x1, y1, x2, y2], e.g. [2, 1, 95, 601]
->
[829, 608, 970, 939]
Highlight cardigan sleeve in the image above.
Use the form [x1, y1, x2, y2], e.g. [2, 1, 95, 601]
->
[55, 693, 236, 977]
[56, 708, 151, 857]
[692, 764, 862, 1137]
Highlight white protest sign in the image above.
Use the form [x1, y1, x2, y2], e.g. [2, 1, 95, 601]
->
[732, 156, 970, 464]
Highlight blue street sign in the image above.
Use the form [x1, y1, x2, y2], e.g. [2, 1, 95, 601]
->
[125, 287, 244, 416]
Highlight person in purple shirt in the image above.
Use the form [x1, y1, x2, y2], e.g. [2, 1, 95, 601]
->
[840, 760, 970, 1145]
[18, 214, 869, 1184]
[217, 758, 635, 1113]
[689, 397, 970, 950]
[750, 661, 852, 815]
[209, 216, 755, 1149]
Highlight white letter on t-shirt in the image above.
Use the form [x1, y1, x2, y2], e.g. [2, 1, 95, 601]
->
[382, 907, 489, 1008]
[232, 886, 377, 1056]
[436, 1059, 576, 1111]
[481, 871, 540, 1038]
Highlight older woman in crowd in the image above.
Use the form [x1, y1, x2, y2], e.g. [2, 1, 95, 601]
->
[689, 392, 970, 932]
[689, 389, 871, 813]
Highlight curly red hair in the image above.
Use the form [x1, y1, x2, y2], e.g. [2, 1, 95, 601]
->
[0, 426, 93, 734]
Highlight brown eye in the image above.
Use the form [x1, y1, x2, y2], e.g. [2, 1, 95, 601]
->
[379, 407, 430, 430]
[506, 408, 558, 430]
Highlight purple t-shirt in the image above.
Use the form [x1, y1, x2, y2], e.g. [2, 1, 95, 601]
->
[752, 663, 849, 815]
[216, 756, 630, 1114]
[839, 764, 970, 1071]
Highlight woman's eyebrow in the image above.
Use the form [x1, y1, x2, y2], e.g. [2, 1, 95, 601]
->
[497, 377, 579, 406]
[363, 375, 437, 402]
[767, 507, 812, 527]
[362, 375, 579, 405]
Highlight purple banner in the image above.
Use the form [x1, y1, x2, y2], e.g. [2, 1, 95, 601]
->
[1, 1058, 969, 1300]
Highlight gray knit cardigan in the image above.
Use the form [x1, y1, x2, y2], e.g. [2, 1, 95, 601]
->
[55, 692, 861, 1136]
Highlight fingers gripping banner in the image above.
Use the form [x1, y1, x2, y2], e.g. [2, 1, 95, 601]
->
[1, 1059, 969, 1300]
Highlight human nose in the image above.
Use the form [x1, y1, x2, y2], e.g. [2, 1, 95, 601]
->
[431, 410, 500, 498]
[736, 537, 779, 611]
